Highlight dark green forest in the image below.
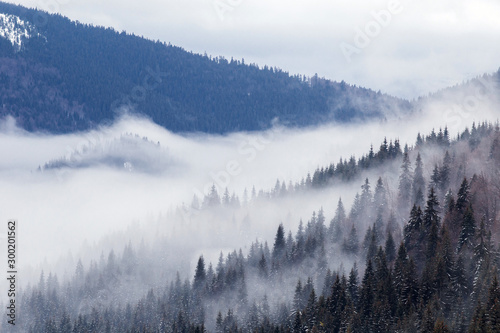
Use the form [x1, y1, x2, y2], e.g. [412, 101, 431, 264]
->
[6, 121, 500, 332]
[0, 1, 413, 134]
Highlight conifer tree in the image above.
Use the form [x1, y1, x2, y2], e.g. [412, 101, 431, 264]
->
[398, 151, 413, 210]
[413, 153, 425, 207]
[343, 225, 359, 255]
[329, 198, 346, 243]
[273, 223, 286, 260]
[456, 177, 470, 214]
[360, 178, 373, 221]
[374, 177, 387, 214]
[193, 256, 207, 291]
[293, 280, 304, 310]
[458, 205, 475, 251]
[430, 164, 441, 191]
[424, 187, 440, 233]
[404, 205, 423, 252]
[258, 254, 268, 278]
[385, 231, 396, 263]
[440, 151, 451, 194]
[348, 263, 359, 307]
[359, 259, 375, 329]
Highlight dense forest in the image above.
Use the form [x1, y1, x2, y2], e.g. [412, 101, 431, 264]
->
[0, 1, 414, 134]
[4, 120, 500, 332]
[2, 2, 500, 333]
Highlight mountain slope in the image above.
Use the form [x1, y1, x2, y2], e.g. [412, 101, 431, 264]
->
[0, 1, 412, 134]
[9, 121, 500, 332]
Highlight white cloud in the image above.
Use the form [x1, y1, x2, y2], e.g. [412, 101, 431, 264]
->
[0, 75, 496, 276]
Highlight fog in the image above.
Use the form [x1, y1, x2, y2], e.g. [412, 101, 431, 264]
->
[0, 76, 498, 311]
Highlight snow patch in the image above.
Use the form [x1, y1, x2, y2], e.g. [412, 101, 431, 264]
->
[0, 13, 43, 51]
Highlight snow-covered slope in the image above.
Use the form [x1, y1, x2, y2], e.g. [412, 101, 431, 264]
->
[0, 13, 41, 50]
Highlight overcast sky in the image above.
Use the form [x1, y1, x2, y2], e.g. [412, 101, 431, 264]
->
[4, 0, 500, 97]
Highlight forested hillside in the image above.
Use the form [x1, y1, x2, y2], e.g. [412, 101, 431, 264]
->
[6, 120, 500, 332]
[0, 1, 412, 134]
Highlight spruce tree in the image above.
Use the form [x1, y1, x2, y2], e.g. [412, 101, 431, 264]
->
[329, 198, 346, 243]
[456, 177, 470, 214]
[458, 205, 475, 251]
[424, 188, 440, 233]
[385, 231, 396, 263]
[273, 223, 286, 260]
[359, 259, 375, 328]
[440, 151, 451, 193]
[193, 256, 207, 290]
[374, 177, 387, 214]
[398, 151, 413, 210]
[343, 225, 359, 255]
[360, 178, 373, 222]
[413, 153, 425, 207]
[348, 263, 359, 307]
[404, 205, 423, 253]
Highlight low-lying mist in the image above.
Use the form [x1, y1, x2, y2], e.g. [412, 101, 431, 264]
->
[0, 77, 498, 311]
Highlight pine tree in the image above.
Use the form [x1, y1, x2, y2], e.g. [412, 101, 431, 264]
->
[424, 188, 440, 261]
[474, 218, 491, 265]
[350, 193, 362, 224]
[293, 310, 302, 332]
[458, 204, 475, 251]
[204, 184, 220, 207]
[360, 178, 373, 221]
[374, 210, 385, 244]
[378, 137, 389, 161]
[440, 151, 451, 194]
[386, 211, 400, 239]
[348, 263, 359, 307]
[222, 187, 230, 205]
[193, 256, 206, 290]
[258, 254, 268, 278]
[456, 177, 470, 214]
[329, 274, 347, 333]
[273, 223, 286, 260]
[322, 269, 334, 297]
[374, 177, 387, 215]
[398, 151, 413, 210]
[404, 205, 423, 255]
[416, 133, 424, 147]
[293, 279, 304, 310]
[329, 198, 346, 243]
[343, 225, 359, 255]
[451, 254, 469, 302]
[430, 164, 441, 192]
[424, 188, 440, 233]
[359, 259, 375, 328]
[216, 311, 223, 333]
[413, 153, 425, 207]
[366, 230, 378, 263]
[443, 126, 450, 146]
[385, 231, 396, 263]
